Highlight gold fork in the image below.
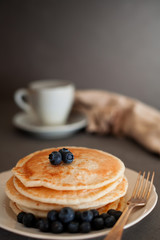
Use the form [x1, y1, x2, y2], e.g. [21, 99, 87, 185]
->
[104, 171, 155, 240]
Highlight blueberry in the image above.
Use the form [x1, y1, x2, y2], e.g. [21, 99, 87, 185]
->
[62, 151, 74, 164]
[58, 207, 75, 223]
[75, 211, 82, 222]
[38, 218, 50, 232]
[47, 210, 58, 222]
[100, 213, 110, 219]
[114, 211, 122, 220]
[22, 213, 36, 228]
[92, 217, 104, 230]
[107, 209, 117, 216]
[79, 222, 91, 233]
[67, 221, 79, 233]
[51, 221, 64, 233]
[59, 148, 70, 154]
[110, 210, 122, 220]
[49, 151, 62, 165]
[17, 212, 26, 223]
[104, 215, 116, 228]
[91, 209, 99, 218]
[35, 218, 43, 228]
[80, 210, 93, 222]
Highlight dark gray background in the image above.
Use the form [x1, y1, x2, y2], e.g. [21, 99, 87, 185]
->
[0, 1, 159, 240]
[0, 0, 160, 108]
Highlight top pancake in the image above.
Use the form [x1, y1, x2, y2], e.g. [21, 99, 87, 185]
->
[12, 147, 125, 190]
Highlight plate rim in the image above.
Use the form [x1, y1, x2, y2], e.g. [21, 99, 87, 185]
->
[0, 168, 158, 240]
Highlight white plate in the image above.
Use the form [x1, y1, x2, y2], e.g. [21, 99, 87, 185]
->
[0, 169, 158, 240]
[12, 112, 87, 139]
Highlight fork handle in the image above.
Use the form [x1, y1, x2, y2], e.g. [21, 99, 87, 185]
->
[104, 204, 135, 240]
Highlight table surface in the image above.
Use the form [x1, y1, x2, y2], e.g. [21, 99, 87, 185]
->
[0, 101, 159, 240]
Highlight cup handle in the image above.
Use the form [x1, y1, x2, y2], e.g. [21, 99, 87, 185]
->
[14, 88, 31, 113]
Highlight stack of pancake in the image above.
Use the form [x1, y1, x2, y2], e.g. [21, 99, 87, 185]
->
[5, 147, 128, 217]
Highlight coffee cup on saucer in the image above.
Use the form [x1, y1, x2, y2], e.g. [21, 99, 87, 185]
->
[14, 80, 75, 125]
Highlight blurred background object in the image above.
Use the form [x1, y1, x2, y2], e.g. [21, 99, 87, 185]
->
[0, 0, 160, 109]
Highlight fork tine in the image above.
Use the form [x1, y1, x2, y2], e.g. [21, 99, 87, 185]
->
[136, 171, 145, 198]
[141, 172, 150, 198]
[132, 171, 141, 198]
[146, 171, 155, 200]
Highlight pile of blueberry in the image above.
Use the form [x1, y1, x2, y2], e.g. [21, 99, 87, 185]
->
[17, 207, 122, 234]
[49, 148, 74, 165]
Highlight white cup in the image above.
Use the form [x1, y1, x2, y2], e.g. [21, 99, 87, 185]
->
[14, 80, 75, 125]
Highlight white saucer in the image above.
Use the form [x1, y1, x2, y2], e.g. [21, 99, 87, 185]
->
[12, 112, 87, 139]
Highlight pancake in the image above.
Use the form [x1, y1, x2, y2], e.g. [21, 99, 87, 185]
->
[13, 175, 128, 208]
[97, 199, 120, 214]
[12, 198, 125, 218]
[12, 147, 125, 190]
[117, 197, 126, 211]
[6, 176, 123, 210]
[16, 202, 49, 218]
[9, 201, 21, 215]
[6, 177, 63, 211]
[97, 197, 126, 213]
